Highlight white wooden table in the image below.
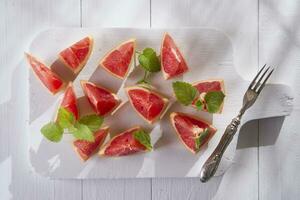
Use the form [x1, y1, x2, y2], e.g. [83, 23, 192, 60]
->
[0, 0, 299, 199]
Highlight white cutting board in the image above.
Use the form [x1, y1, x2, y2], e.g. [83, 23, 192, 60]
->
[28, 28, 293, 178]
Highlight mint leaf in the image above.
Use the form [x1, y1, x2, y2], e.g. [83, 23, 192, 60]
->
[79, 114, 103, 132]
[172, 81, 198, 106]
[57, 107, 75, 129]
[195, 128, 209, 150]
[41, 122, 63, 142]
[138, 48, 161, 72]
[133, 130, 152, 150]
[204, 91, 225, 113]
[72, 122, 94, 142]
[195, 100, 203, 111]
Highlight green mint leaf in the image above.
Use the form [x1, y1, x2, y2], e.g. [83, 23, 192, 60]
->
[195, 100, 203, 111]
[57, 107, 75, 129]
[72, 122, 95, 142]
[68, 125, 77, 132]
[204, 91, 225, 113]
[133, 130, 152, 151]
[41, 122, 63, 142]
[172, 81, 198, 106]
[138, 48, 161, 72]
[79, 114, 103, 132]
[195, 128, 209, 150]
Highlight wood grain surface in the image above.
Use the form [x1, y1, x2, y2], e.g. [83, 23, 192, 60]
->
[0, 0, 299, 199]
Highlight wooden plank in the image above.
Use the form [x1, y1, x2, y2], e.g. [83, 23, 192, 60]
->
[83, 179, 152, 200]
[81, 1, 152, 199]
[82, 0, 150, 27]
[54, 180, 82, 200]
[0, 0, 81, 199]
[259, 0, 300, 199]
[151, 0, 259, 199]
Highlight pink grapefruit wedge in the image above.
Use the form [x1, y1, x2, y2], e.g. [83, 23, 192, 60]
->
[161, 33, 189, 79]
[25, 53, 64, 95]
[100, 39, 135, 79]
[59, 36, 93, 74]
[126, 86, 169, 124]
[73, 127, 109, 161]
[192, 79, 225, 113]
[60, 83, 79, 120]
[170, 112, 216, 154]
[80, 81, 120, 116]
[99, 126, 149, 157]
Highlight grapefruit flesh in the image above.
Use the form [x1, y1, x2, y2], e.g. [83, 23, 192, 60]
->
[161, 33, 189, 79]
[99, 127, 147, 156]
[192, 79, 225, 113]
[73, 127, 109, 161]
[100, 39, 135, 79]
[60, 83, 79, 120]
[25, 53, 64, 94]
[81, 81, 120, 116]
[59, 36, 93, 73]
[126, 86, 169, 124]
[170, 112, 216, 153]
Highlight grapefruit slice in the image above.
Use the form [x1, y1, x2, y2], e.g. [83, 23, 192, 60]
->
[73, 127, 109, 161]
[170, 112, 217, 153]
[80, 81, 120, 116]
[126, 86, 169, 124]
[60, 83, 79, 120]
[25, 53, 64, 95]
[99, 126, 149, 156]
[161, 33, 189, 79]
[59, 36, 93, 74]
[192, 79, 225, 113]
[100, 39, 135, 79]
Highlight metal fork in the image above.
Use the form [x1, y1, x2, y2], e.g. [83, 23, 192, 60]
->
[200, 64, 274, 183]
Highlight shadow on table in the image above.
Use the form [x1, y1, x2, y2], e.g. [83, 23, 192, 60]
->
[237, 117, 285, 149]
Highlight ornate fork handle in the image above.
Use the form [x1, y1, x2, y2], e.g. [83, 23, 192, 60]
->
[200, 116, 241, 182]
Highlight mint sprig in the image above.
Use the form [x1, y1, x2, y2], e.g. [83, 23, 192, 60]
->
[73, 122, 94, 142]
[79, 114, 103, 132]
[57, 107, 75, 129]
[133, 130, 152, 151]
[195, 100, 203, 111]
[40, 107, 103, 143]
[172, 81, 225, 113]
[137, 48, 161, 84]
[195, 128, 209, 151]
[138, 48, 161, 72]
[205, 91, 225, 113]
[41, 122, 63, 142]
[172, 81, 198, 106]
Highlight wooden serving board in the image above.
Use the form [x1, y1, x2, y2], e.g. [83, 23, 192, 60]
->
[28, 28, 293, 178]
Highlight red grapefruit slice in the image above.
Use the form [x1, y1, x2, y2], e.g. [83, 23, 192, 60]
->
[126, 86, 169, 124]
[161, 33, 189, 79]
[99, 126, 149, 156]
[170, 112, 217, 153]
[192, 79, 225, 113]
[80, 81, 120, 116]
[73, 127, 109, 161]
[59, 36, 93, 74]
[100, 39, 135, 79]
[60, 83, 79, 120]
[25, 53, 64, 95]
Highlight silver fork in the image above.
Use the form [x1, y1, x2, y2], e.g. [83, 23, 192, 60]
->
[200, 64, 274, 183]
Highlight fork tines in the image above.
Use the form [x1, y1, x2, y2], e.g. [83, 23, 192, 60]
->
[249, 64, 274, 93]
